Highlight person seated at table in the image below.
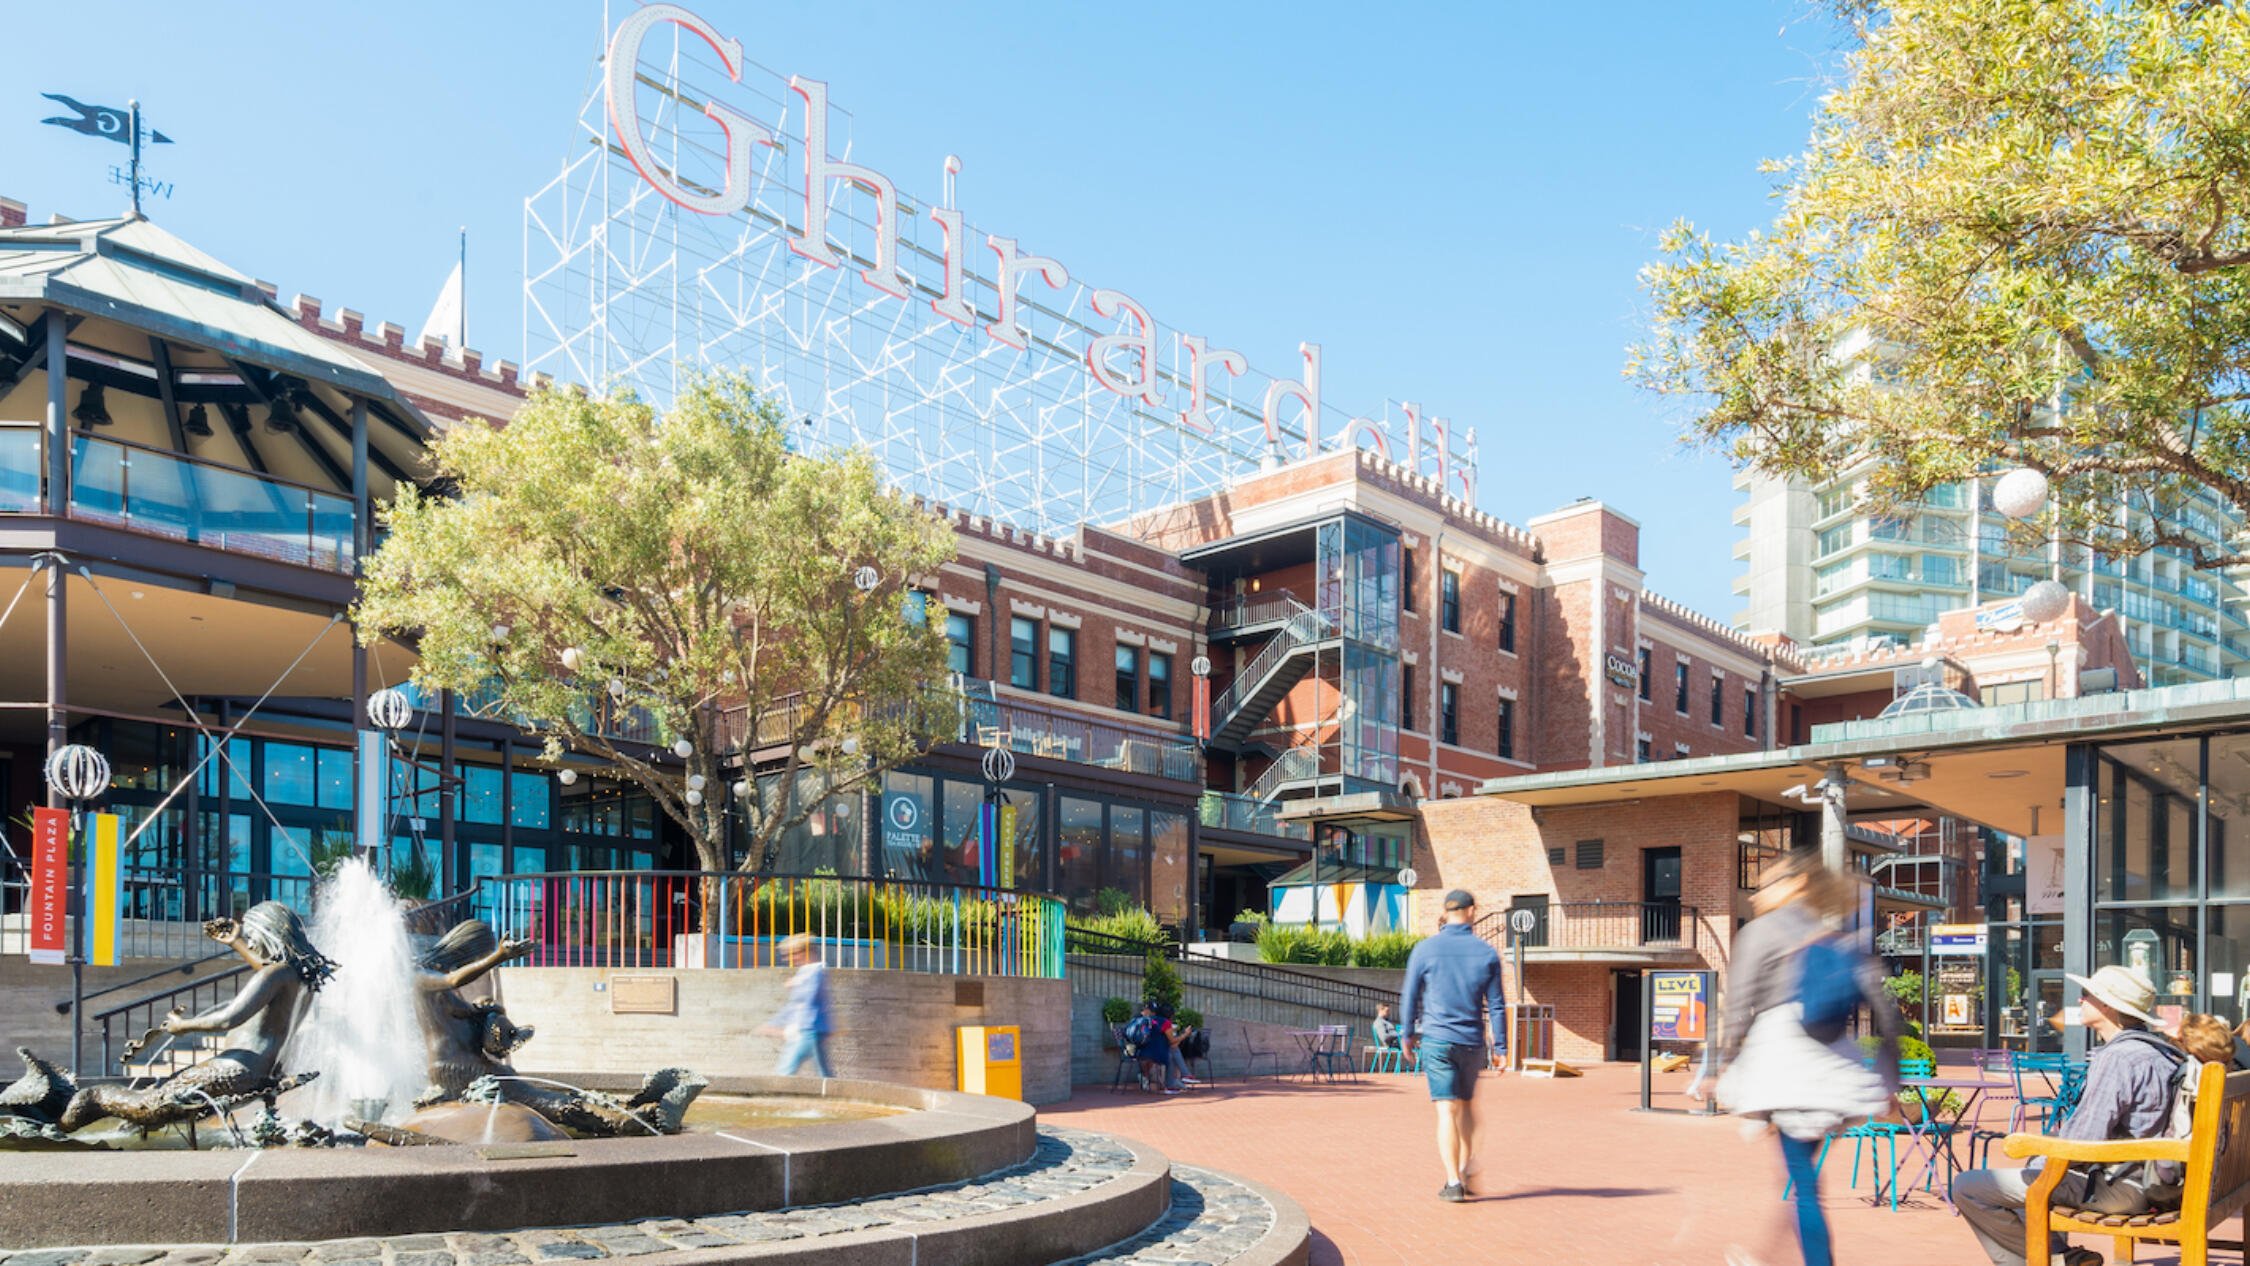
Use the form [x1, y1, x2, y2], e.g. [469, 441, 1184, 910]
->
[1954, 965, 2187, 1266]
[1372, 1003, 1402, 1051]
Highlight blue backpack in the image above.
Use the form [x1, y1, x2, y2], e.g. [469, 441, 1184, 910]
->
[1123, 1015, 1158, 1051]
[1797, 936, 1863, 1043]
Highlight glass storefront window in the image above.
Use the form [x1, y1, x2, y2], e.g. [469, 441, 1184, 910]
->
[511, 772, 550, 829]
[2206, 733, 2250, 899]
[469, 843, 504, 885]
[1113, 806, 1147, 910]
[513, 845, 549, 874]
[317, 748, 354, 810]
[1002, 786, 1043, 892]
[1057, 795, 1103, 911]
[2093, 904, 2199, 1021]
[2095, 738, 2199, 902]
[462, 765, 504, 825]
[265, 744, 317, 807]
[1150, 811, 1188, 924]
[941, 777, 988, 887]
[879, 771, 935, 882]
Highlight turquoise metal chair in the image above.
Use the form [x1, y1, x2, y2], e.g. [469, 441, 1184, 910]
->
[2011, 1051, 2070, 1134]
[1787, 1058, 1936, 1212]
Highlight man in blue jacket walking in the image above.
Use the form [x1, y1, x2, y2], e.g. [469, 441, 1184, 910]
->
[1399, 889, 1507, 1202]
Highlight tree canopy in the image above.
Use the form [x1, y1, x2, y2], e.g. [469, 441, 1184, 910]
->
[1632, 0, 2250, 565]
[355, 374, 957, 880]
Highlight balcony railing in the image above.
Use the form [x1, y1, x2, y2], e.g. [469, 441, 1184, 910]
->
[960, 692, 1199, 781]
[0, 425, 359, 573]
[1481, 901, 1701, 953]
[1208, 590, 1311, 635]
[1198, 789, 1312, 841]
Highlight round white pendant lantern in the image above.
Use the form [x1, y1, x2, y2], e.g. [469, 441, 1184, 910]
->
[366, 687, 414, 733]
[44, 744, 111, 801]
[561, 646, 584, 672]
[1992, 467, 2050, 520]
[556, 768, 579, 787]
[685, 788, 704, 807]
[672, 738, 694, 759]
[687, 773, 707, 792]
[2021, 578, 2072, 625]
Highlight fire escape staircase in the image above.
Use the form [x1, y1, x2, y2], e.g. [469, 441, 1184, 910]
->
[1205, 599, 1336, 752]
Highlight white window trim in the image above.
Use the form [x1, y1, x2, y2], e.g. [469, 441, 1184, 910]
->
[941, 595, 982, 615]
[1115, 629, 1147, 646]
[1047, 611, 1083, 630]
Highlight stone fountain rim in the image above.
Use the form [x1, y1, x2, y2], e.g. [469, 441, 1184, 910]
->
[0, 1074, 1036, 1250]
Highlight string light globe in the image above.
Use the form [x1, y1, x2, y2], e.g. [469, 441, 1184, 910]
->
[556, 768, 579, 786]
[366, 687, 414, 733]
[687, 774, 708, 792]
[560, 647, 584, 672]
[672, 739, 694, 759]
[685, 789, 704, 807]
[44, 745, 110, 802]
[2021, 579, 2072, 625]
[1992, 468, 2049, 520]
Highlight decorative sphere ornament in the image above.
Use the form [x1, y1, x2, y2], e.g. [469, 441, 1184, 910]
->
[852, 565, 880, 592]
[561, 646, 583, 672]
[366, 687, 414, 732]
[732, 780, 750, 800]
[44, 744, 110, 801]
[1190, 655, 1212, 678]
[841, 737, 860, 757]
[672, 738, 694, 759]
[556, 768, 579, 786]
[608, 678, 628, 700]
[2021, 578, 2072, 625]
[1992, 467, 2049, 520]
[687, 774, 708, 792]
[685, 789, 704, 807]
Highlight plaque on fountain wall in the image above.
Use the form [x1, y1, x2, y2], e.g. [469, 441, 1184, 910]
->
[611, 974, 677, 1015]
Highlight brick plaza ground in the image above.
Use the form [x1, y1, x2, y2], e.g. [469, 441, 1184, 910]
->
[1047, 1063, 2227, 1265]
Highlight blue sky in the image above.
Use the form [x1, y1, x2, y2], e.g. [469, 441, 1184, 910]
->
[5, 2, 1842, 620]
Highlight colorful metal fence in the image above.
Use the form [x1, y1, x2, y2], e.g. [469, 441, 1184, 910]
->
[472, 870, 1067, 978]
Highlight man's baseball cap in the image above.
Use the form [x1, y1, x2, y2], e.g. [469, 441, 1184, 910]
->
[1442, 889, 1477, 911]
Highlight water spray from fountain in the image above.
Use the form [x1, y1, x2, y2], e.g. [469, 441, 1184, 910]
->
[282, 856, 425, 1125]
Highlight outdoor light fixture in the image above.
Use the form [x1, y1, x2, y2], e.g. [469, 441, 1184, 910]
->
[732, 780, 749, 799]
[672, 738, 694, 759]
[561, 646, 584, 671]
[685, 789, 704, 807]
[1992, 467, 2049, 520]
[263, 396, 296, 434]
[44, 744, 111, 802]
[2021, 578, 2071, 625]
[183, 403, 213, 437]
[72, 382, 111, 428]
[608, 678, 628, 700]
[557, 768, 579, 786]
[852, 566, 880, 592]
[841, 737, 860, 757]
[687, 774, 707, 792]
[366, 687, 414, 732]
[490, 624, 511, 642]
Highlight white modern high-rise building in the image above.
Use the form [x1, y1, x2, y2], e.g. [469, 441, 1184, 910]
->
[1733, 464, 2248, 688]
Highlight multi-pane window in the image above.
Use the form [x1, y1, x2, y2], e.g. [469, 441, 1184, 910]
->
[1710, 676, 1724, 725]
[1146, 651, 1172, 720]
[1498, 591, 1516, 653]
[1402, 548, 1417, 612]
[1114, 644, 1140, 712]
[945, 613, 974, 676]
[1675, 660, 1690, 713]
[1402, 665, 1416, 731]
[1440, 682, 1459, 745]
[1744, 687, 1758, 738]
[1636, 736, 1652, 763]
[1440, 569, 1461, 632]
[1010, 617, 1038, 690]
[1048, 626, 1076, 699]
[1637, 647, 1652, 701]
[1497, 697, 1516, 760]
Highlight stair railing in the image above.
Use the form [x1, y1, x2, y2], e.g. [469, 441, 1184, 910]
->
[1208, 599, 1334, 733]
[1245, 742, 1321, 805]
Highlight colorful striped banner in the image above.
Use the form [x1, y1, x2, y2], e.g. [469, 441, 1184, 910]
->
[88, 811, 121, 967]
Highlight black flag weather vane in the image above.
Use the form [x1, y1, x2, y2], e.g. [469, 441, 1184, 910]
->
[40, 93, 174, 213]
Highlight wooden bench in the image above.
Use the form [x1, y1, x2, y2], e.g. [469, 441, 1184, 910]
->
[2004, 1062, 2250, 1266]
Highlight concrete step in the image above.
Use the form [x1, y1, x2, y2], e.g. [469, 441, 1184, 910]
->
[1060, 1163, 1312, 1266]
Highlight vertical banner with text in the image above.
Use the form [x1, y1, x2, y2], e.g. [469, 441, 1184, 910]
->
[88, 811, 122, 967]
[29, 806, 68, 964]
[998, 802, 1017, 889]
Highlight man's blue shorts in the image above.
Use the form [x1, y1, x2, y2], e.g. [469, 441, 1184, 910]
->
[1421, 1040, 1487, 1102]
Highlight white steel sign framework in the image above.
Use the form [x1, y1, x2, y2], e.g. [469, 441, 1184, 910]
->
[525, 3, 1480, 534]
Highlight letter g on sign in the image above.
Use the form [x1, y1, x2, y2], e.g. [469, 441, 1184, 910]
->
[606, 3, 773, 216]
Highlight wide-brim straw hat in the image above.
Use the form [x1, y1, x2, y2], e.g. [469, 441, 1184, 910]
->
[2068, 964, 2161, 1026]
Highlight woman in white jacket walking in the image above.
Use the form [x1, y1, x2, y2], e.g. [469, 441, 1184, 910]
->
[1698, 851, 1902, 1266]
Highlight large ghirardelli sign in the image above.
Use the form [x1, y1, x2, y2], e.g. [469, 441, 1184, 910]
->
[601, 3, 1477, 499]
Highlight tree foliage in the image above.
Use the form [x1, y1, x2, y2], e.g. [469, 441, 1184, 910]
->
[1633, 0, 2250, 565]
[354, 374, 957, 883]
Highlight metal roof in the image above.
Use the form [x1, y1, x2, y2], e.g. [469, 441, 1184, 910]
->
[0, 215, 400, 400]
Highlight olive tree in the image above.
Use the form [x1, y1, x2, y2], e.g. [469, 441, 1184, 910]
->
[355, 374, 957, 891]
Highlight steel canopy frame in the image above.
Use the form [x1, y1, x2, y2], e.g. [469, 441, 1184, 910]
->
[525, 8, 1478, 538]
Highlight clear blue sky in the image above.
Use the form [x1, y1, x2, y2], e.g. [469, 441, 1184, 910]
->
[6, 2, 1843, 621]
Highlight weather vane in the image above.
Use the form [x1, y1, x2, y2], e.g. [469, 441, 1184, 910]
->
[41, 93, 174, 214]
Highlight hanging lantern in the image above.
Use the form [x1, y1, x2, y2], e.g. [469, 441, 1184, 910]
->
[2021, 578, 2072, 625]
[366, 687, 414, 732]
[608, 678, 628, 700]
[672, 738, 694, 759]
[685, 788, 704, 807]
[44, 745, 110, 802]
[490, 623, 511, 643]
[561, 646, 584, 672]
[840, 737, 860, 757]
[732, 779, 750, 800]
[556, 768, 579, 787]
[1992, 468, 2049, 520]
[852, 565, 881, 592]
[687, 774, 707, 792]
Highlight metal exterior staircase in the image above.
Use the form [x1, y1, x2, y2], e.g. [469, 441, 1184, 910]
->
[1207, 601, 1334, 750]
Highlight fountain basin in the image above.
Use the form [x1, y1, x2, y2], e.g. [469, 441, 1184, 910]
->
[0, 1074, 1033, 1249]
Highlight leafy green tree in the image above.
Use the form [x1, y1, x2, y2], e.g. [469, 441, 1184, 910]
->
[1633, 0, 2250, 566]
[355, 374, 957, 897]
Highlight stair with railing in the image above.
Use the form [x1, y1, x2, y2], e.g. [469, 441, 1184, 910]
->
[1243, 743, 1320, 805]
[1206, 600, 1335, 750]
[1064, 925, 1393, 1033]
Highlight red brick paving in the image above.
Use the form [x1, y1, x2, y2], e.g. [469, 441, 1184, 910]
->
[1044, 1064, 2208, 1266]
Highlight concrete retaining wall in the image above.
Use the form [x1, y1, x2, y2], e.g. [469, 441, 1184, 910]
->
[1069, 993, 1363, 1086]
[0, 953, 238, 1069]
[494, 966, 1073, 1105]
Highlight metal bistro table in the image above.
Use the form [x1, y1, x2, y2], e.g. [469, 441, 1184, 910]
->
[1894, 1074, 2009, 1205]
[1287, 1028, 1347, 1081]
